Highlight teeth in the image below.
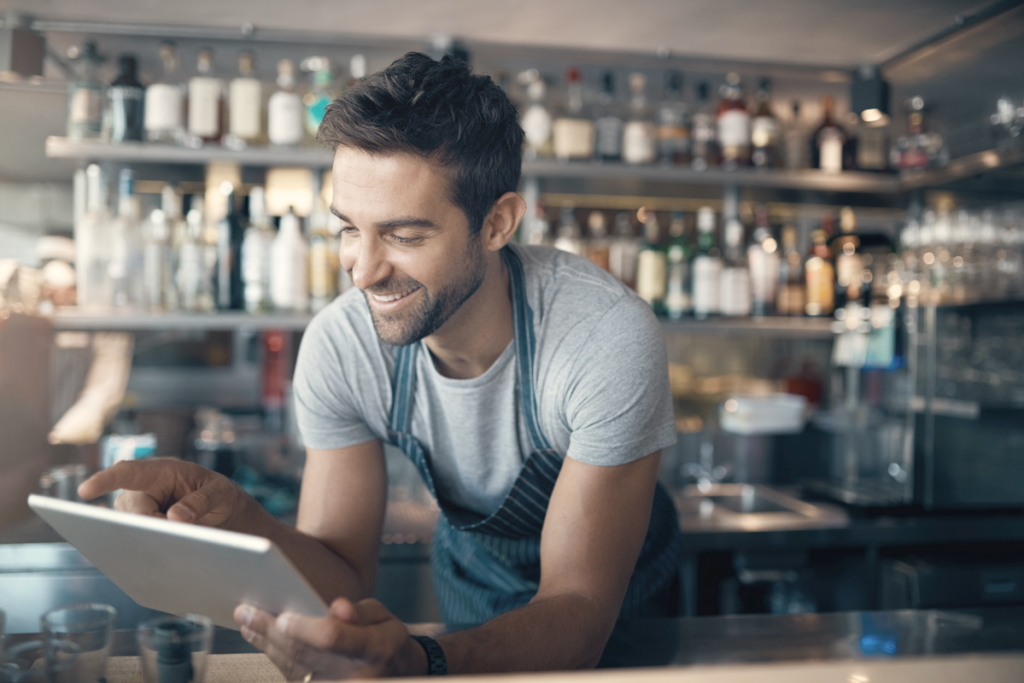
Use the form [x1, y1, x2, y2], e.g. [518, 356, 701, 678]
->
[371, 289, 415, 303]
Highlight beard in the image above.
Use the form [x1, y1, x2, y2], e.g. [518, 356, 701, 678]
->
[362, 242, 488, 347]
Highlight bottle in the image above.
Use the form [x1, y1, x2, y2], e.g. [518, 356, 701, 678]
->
[553, 205, 584, 256]
[303, 57, 335, 139]
[241, 186, 274, 313]
[804, 218, 836, 317]
[268, 59, 305, 146]
[811, 95, 845, 173]
[690, 82, 720, 171]
[890, 97, 949, 171]
[750, 78, 780, 169]
[781, 100, 807, 170]
[829, 206, 896, 308]
[856, 120, 889, 172]
[665, 211, 693, 319]
[75, 164, 113, 307]
[691, 207, 723, 319]
[142, 206, 171, 312]
[716, 72, 751, 170]
[107, 54, 145, 143]
[145, 42, 186, 144]
[178, 196, 215, 312]
[584, 211, 611, 271]
[593, 71, 623, 162]
[522, 204, 552, 246]
[657, 70, 691, 166]
[719, 216, 752, 316]
[552, 67, 594, 161]
[518, 69, 553, 161]
[271, 207, 309, 311]
[608, 211, 640, 288]
[67, 42, 105, 140]
[109, 168, 143, 309]
[309, 201, 339, 312]
[622, 73, 657, 165]
[747, 205, 780, 317]
[160, 184, 185, 311]
[636, 210, 667, 313]
[347, 53, 368, 88]
[215, 182, 245, 310]
[188, 48, 224, 144]
[776, 225, 805, 316]
[227, 51, 263, 147]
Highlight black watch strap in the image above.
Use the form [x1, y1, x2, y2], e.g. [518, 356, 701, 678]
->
[411, 635, 447, 676]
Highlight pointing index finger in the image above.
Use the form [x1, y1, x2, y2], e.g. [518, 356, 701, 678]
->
[76, 459, 174, 501]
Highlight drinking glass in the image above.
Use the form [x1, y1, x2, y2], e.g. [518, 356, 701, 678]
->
[137, 614, 214, 683]
[41, 603, 116, 683]
[0, 639, 79, 683]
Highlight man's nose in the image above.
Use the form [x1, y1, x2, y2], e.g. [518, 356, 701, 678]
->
[345, 235, 391, 290]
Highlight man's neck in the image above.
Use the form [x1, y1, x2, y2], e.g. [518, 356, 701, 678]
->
[423, 251, 513, 380]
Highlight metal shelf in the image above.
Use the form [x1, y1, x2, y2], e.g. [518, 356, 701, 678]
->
[45, 137, 334, 167]
[900, 146, 1024, 191]
[660, 316, 835, 338]
[51, 309, 313, 331]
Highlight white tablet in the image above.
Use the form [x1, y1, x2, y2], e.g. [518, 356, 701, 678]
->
[28, 494, 328, 630]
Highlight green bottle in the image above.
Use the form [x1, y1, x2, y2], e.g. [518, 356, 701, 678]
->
[665, 211, 693, 319]
[636, 209, 667, 315]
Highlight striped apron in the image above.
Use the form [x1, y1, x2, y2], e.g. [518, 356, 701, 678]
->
[387, 247, 683, 624]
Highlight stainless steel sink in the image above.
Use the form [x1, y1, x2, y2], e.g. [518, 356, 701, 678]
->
[675, 483, 848, 532]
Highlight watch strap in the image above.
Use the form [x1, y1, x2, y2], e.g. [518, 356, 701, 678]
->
[411, 635, 447, 676]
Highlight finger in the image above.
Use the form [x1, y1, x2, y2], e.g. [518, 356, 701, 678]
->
[238, 606, 320, 681]
[167, 479, 228, 523]
[77, 460, 176, 500]
[113, 490, 163, 517]
[330, 598, 392, 625]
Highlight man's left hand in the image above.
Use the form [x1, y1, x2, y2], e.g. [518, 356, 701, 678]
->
[234, 598, 425, 680]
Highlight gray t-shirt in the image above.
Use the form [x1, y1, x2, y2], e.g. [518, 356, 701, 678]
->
[293, 243, 676, 516]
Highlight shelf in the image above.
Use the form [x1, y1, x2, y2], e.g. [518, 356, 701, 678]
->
[45, 137, 334, 167]
[660, 316, 835, 338]
[900, 146, 1024, 191]
[51, 309, 313, 331]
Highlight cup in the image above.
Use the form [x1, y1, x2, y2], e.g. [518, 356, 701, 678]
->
[137, 614, 214, 683]
[41, 603, 116, 683]
[0, 639, 79, 683]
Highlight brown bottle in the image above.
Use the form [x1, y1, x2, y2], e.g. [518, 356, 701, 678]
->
[804, 216, 835, 317]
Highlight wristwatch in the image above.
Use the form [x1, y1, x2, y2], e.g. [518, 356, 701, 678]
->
[411, 635, 447, 676]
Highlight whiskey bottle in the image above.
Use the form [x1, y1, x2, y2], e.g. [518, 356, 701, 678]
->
[268, 59, 304, 146]
[593, 71, 624, 162]
[188, 49, 224, 144]
[811, 95, 845, 173]
[227, 51, 263, 147]
[636, 209, 667, 313]
[776, 225, 805, 316]
[519, 69, 553, 160]
[584, 211, 611, 271]
[665, 211, 693, 319]
[747, 204, 780, 317]
[690, 82, 720, 171]
[750, 78, 780, 169]
[622, 73, 657, 164]
[719, 216, 752, 316]
[145, 42, 186, 144]
[552, 67, 594, 161]
[691, 206, 722, 318]
[67, 42, 105, 140]
[107, 54, 145, 143]
[804, 219, 836, 317]
[716, 72, 751, 170]
[890, 97, 949, 170]
[657, 70, 691, 166]
[608, 212, 639, 288]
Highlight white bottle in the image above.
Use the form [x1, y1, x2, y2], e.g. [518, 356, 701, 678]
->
[691, 207, 723, 319]
[228, 51, 262, 144]
[719, 217, 752, 317]
[241, 186, 274, 313]
[622, 73, 657, 164]
[108, 168, 143, 309]
[519, 70, 552, 160]
[271, 207, 309, 311]
[608, 211, 640, 288]
[178, 196, 214, 312]
[268, 59, 304, 146]
[188, 48, 223, 142]
[142, 206, 171, 312]
[75, 164, 114, 307]
[144, 42, 185, 144]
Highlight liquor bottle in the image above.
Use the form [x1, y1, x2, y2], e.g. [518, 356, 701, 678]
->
[890, 97, 949, 171]
[268, 59, 305, 147]
[145, 42, 186, 144]
[160, 184, 185, 311]
[347, 53, 368, 87]
[811, 95, 845, 173]
[522, 204, 552, 246]
[716, 72, 751, 170]
[107, 54, 145, 143]
[690, 82, 720, 171]
[309, 201, 339, 313]
[665, 211, 693, 319]
[608, 211, 640, 288]
[636, 210, 667, 313]
[518, 69, 553, 161]
[622, 73, 657, 165]
[781, 100, 807, 170]
[75, 163, 113, 307]
[776, 225, 805, 316]
[691, 206, 723, 319]
[188, 49, 224, 144]
[241, 186, 274, 313]
[67, 42, 105, 140]
[271, 207, 309, 311]
[303, 57, 335, 139]
[553, 206, 584, 256]
[109, 168, 143, 309]
[215, 182, 245, 310]
[552, 67, 594, 161]
[804, 218, 836, 317]
[227, 51, 263, 147]
[178, 196, 215, 312]
[584, 211, 611, 271]
[750, 78, 780, 169]
[142, 206, 171, 312]
[856, 121, 889, 172]
[593, 71, 623, 162]
[719, 216, 752, 316]
[829, 206, 895, 308]
[747, 205, 780, 317]
[657, 70, 691, 166]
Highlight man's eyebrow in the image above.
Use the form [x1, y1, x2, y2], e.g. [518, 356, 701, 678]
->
[330, 206, 437, 230]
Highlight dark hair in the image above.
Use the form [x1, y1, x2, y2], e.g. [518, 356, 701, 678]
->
[317, 52, 523, 236]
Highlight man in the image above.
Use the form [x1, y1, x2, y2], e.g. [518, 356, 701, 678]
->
[79, 52, 681, 679]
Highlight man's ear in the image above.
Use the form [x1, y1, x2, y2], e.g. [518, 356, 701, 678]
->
[480, 192, 527, 252]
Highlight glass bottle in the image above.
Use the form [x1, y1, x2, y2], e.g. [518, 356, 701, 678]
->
[609, 211, 640, 289]
[160, 184, 185, 311]
[622, 73, 657, 165]
[665, 211, 693, 319]
[691, 206, 723, 319]
[309, 200, 339, 313]
[271, 207, 309, 311]
[690, 82, 720, 171]
[719, 216, 752, 316]
[142, 205, 171, 312]
[776, 225, 805, 316]
[781, 100, 807, 170]
[554, 205, 584, 256]
[856, 120, 889, 172]
[747, 204, 780, 317]
[188, 49, 224, 144]
[716, 72, 751, 170]
[657, 70, 691, 166]
[107, 54, 145, 143]
[890, 97, 949, 171]
[593, 71, 624, 162]
[750, 78, 780, 169]
[636, 209, 667, 314]
[552, 67, 594, 162]
[303, 57, 335, 139]
[145, 42, 186, 144]
[804, 219, 836, 317]
[109, 168, 143, 309]
[178, 196, 215, 312]
[241, 186, 274, 313]
[67, 42, 105, 140]
[214, 182, 245, 310]
[585, 211, 611, 271]
[268, 59, 305, 146]
[518, 69, 553, 161]
[811, 95, 845, 173]
[75, 163, 113, 307]
[228, 51, 263, 147]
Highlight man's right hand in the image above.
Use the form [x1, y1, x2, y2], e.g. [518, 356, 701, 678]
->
[77, 459, 249, 530]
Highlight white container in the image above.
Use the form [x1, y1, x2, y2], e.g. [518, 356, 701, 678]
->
[720, 393, 809, 435]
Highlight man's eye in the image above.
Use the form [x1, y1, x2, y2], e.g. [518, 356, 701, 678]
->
[340, 226, 358, 235]
[391, 234, 420, 245]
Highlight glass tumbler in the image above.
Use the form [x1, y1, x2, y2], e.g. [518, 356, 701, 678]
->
[137, 614, 214, 683]
[0, 639, 80, 683]
[41, 603, 116, 683]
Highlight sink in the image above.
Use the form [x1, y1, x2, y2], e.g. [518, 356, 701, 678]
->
[675, 483, 848, 532]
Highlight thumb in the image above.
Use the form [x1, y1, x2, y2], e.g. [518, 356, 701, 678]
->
[330, 598, 393, 625]
[167, 482, 220, 523]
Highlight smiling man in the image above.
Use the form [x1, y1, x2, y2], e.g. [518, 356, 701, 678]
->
[79, 52, 681, 679]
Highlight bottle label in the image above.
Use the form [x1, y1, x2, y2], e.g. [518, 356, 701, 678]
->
[636, 250, 667, 303]
[692, 255, 722, 315]
[719, 267, 751, 316]
[553, 118, 595, 160]
[718, 110, 751, 148]
[268, 92, 304, 145]
[109, 87, 145, 141]
[819, 130, 843, 172]
[595, 116, 623, 158]
[665, 261, 692, 317]
[189, 77, 222, 138]
[751, 116, 779, 149]
[748, 250, 780, 305]
[229, 78, 263, 139]
[521, 105, 552, 150]
[657, 124, 691, 159]
[144, 84, 184, 132]
[69, 86, 103, 129]
[623, 122, 657, 164]
[609, 241, 639, 287]
[805, 258, 835, 315]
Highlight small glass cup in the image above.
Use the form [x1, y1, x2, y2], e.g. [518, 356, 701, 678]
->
[137, 614, 214, 683]
[0, 639, 80, 683]
[41, 603, 116, 683]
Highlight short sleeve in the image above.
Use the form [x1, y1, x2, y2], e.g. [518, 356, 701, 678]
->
[560, 298, 676, 466]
